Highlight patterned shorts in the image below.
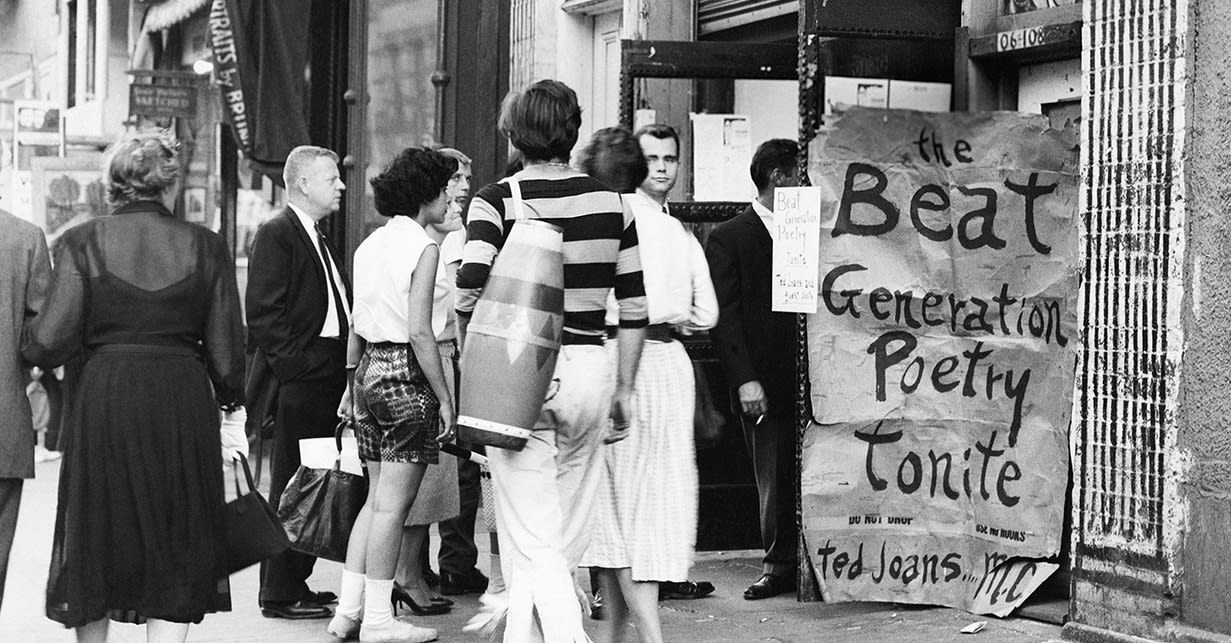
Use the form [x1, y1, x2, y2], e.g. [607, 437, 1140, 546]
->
[354, 342, 440, 464]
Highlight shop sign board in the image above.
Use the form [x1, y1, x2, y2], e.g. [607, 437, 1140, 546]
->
[801, 108, 1080, 616]
[129, 83, 198, 119]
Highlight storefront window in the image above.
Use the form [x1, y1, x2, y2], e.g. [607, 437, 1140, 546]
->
[361, 0, 440, 235]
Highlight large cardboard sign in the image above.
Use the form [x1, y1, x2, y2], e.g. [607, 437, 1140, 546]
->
[802, 108, 1079, 615]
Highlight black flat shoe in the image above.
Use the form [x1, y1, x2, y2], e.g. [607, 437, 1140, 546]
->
[659, 580, 715, 600]
[260, 600, 334, 619]
[392, 581, 452, 616]
[743, 573, 795, 600]
[439, 568, 489, 595]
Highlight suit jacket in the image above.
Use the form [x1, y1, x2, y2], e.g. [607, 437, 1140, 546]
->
[244, 207, 351, 434]
[1, 210, 51, 479]
[705, 205, 799, 420]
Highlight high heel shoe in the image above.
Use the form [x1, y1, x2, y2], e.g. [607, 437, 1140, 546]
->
[391, 581, 451, 616]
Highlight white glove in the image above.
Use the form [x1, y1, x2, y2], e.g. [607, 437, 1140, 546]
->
[220, 407, 249, 463]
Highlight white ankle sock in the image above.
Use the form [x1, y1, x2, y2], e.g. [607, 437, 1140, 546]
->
[362, 578, 395, 628]
[337, 569, 365, 620]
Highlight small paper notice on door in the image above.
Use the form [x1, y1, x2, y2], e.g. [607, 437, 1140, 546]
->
[771, 186, 821, 313]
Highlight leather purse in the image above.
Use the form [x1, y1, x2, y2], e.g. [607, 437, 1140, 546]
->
[223, 453, 290, 574]
[276, 419, 369, 563]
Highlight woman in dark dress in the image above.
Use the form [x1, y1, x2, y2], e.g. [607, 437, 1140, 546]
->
[26, 131, 245, 643]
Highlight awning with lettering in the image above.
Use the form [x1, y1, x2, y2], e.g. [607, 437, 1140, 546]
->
[137, 0, 211, 33]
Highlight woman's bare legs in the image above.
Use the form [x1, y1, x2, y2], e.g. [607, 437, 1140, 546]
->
[146, 619, 189, 643]
[615, 570, 663, 643]
[594, 568, 628, 643]
[75, 618, 108, 643]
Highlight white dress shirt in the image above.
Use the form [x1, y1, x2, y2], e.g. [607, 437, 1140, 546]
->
[613, 190, 718, 330]
[352, 215, 436, 343]
[751, 198, 775, 240]
[289, 203, 350, 338]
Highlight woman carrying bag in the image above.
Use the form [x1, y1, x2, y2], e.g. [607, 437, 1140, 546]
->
[26, 131, 246, 643]
[327, 147, 457, 643]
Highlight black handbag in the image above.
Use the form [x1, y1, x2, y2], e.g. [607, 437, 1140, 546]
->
[693, 362, 725, 450]
[276, 419, 369, 563]
[223, 453, 290, 574]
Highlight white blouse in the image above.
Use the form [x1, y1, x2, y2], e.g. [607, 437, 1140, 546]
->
[610, 191, 719, 330]
[352, 216, 436, 343]
[432, 229, 465, 341]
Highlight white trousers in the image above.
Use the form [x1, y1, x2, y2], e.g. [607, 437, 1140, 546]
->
[488, 344, 613, 643]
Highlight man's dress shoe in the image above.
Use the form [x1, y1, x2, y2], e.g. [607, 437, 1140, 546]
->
[743, 573, 794, 600]
[260, 599, 334, 619]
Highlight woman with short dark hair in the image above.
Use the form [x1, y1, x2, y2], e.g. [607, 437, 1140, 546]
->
[579, 127, 718, 643]
[328, 147, 457, 643]
[456, 80, 649, 643]
[28, 131, 245, 643]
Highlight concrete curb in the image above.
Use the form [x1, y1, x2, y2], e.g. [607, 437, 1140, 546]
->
[1063, 623, 1165, 643]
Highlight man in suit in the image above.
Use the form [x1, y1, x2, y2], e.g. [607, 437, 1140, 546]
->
[705, 138, 802, 600]
[247, 146, 350, 619]
[2, 207, 51, 608]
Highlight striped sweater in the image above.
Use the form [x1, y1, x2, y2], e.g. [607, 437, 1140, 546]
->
[456, 174, 648, 343]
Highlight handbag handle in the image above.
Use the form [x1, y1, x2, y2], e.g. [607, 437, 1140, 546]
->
[231, 453, 258, 500]
[334, 418, 349, 472]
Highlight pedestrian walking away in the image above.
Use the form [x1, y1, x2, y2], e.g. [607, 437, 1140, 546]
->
[578, 125, 719, 643]
[0, 202, 51, 611]
[25, 131, 247, 642]
[455, 79, 648, 643]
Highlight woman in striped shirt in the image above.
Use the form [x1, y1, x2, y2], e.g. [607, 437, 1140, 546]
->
[456, 79, 647, 643]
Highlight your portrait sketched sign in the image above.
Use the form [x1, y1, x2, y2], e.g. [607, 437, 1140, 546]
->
[801, 108, 1080, 616]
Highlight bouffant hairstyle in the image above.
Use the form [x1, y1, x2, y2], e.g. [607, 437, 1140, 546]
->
[498, 79, 582, 163]
[370, 147, 458, 218]
[104, 131, 180, 206]
[750, 138, 799, 192]
[578, 127, 648, 194]
[633, 123, 680, 153]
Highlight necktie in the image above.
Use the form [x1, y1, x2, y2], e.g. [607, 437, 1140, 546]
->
[316, 225, 348, 338]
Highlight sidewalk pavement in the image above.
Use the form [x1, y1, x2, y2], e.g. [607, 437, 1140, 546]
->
[1, 458, 1066, 643]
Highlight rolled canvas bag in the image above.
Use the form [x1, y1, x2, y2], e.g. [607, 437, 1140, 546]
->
[458, 179, 564, 451]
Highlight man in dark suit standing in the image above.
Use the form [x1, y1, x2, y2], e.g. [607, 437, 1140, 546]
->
[705, 139, 802, 600]
[1, 208, 50, 609]
[247, 146, 349, 619]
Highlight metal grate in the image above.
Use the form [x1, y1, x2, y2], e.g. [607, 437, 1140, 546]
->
[509, 0, 535, 92]
[1078, 0, 1184, 559]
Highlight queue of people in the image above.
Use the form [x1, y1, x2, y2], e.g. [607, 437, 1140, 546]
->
[1, 76, 803, 643]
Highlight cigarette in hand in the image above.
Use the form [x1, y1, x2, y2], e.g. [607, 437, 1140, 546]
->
[755, 414, 766, 425]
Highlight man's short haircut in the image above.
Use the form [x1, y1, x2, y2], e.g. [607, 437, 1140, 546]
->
[435, 147, 472, 167]
[633, 123, 680, 154]
[749, 138, 799, 192]
[283, 145, 340, 189]
[370, 147, 458, 219]
[578, 127, 648, 193]
[498, 79, 582, 163]
[104, 130, 180, 206]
